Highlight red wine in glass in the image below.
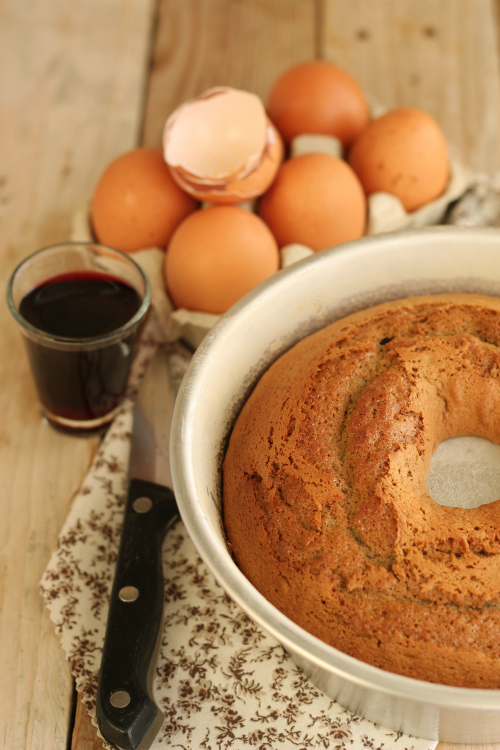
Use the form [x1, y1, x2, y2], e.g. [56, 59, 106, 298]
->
[19, 270, 142, 426]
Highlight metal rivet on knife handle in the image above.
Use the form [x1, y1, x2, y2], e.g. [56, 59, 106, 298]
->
[119, 586, 139, 602]
[109, 690, 131, 708]
[133, 497, 153, 513]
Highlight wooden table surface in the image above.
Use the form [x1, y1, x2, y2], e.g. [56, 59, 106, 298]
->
[2, 1, 500, 748]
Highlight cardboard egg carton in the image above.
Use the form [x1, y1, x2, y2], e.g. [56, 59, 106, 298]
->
[74, 101, 470, 349]
[290, 133, 471, 236]
[291, 90, 471, 235]
[71, 207, 309, 350]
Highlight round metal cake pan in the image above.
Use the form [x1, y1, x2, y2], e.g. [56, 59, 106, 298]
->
[170, 226, 500, 744]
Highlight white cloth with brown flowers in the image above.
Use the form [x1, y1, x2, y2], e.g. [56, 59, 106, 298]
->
[41, 176, 500, 750]
[39, 381, 438, 750]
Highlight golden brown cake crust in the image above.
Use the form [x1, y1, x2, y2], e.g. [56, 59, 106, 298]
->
[223, 293, 500, 688]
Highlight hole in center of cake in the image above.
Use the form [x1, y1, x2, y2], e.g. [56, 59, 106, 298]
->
[427, 436, 500, 509]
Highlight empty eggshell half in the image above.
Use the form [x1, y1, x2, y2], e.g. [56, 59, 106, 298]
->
[163, 87, 283, 203]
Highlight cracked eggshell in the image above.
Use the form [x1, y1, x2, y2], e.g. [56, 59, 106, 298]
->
[163, 87, 284, 204]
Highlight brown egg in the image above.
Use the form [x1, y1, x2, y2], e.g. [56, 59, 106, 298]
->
[258, 153, 366, 252]
[348, 108, 449, 212]
[165, 206, 279, 314]
[91, 148, 198, 252]
[267, 60, 370, 147]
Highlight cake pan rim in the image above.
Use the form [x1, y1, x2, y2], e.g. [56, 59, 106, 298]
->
[170, 226, 500, 738]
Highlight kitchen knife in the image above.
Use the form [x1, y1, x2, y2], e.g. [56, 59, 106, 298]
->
[96, 345, 182, 750]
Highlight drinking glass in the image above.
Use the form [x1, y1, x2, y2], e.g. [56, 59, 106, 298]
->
[7, 242, 151, 432]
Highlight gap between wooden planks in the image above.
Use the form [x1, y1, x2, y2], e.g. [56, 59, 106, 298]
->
[71, 0, 500, 748]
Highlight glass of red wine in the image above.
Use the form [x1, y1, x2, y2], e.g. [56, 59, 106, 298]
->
[7, 242, 151, 432]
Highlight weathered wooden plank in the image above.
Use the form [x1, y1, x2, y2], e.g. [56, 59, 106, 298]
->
[0, 1, 156, 748]
[142, 0, 317, 148]
[321, 0, 500, 173]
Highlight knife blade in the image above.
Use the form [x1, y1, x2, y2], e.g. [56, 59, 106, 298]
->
[96, 345, 182, 750]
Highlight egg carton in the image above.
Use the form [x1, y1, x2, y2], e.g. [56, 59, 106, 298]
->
[290, 89, 470, 235]
[73, 125, 470, 350]
[71, 207, 313, 349]
[290, 134, 471, 236]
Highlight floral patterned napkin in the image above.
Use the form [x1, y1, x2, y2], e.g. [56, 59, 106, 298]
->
[48, 204, 500, 748]
[39, 370, 437, 750]
[40, 347, 437, 748]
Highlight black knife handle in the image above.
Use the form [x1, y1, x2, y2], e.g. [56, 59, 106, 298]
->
[96, 478, 177, 750]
